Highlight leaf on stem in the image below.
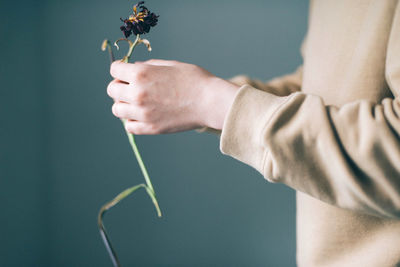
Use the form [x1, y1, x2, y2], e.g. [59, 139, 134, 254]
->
[114, 38, 134, 51]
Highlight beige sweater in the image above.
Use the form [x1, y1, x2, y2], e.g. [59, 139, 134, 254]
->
[219, 0, 400, 266]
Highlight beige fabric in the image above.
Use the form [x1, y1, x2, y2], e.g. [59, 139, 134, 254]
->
[196, 67, 304, 135]
[220, 0, 400, 266]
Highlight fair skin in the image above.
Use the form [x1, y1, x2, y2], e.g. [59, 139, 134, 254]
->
[108, 59, 240, 134]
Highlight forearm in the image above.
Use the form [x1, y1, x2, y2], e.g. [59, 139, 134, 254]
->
[229, 65, 303, 96]
[199, 76, 240, 130]
[221, 85, 400, 218]
[197, 65, 304, 134]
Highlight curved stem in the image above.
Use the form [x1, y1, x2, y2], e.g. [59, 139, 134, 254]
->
[99, 33, 161, 267]
[101, 39, 115, 63]
[98, 184, 146, 267]
[98, 182, 161, 267]
[123, 35, 141, 63]
[107, 44, 115, 62]
[126, 132, 154, 192]
[124, 125, 161, 217]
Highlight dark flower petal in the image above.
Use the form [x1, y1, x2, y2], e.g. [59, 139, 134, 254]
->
[144, 23, 150, 33]
[145, 13, 158, 27]
[125, 21, 133, 31]
[120, 2, 158, 37]
[123, 29, 132, 38]
[120, 21, 133, 38]
[132, 25, 140, 35]
[137, 23, 144, 34]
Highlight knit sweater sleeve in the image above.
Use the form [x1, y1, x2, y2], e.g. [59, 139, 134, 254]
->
[220, 11, 400, 219]
[196, 65, 303, 135]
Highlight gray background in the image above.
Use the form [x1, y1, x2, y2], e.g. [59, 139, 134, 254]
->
[1, 0, 308, 266]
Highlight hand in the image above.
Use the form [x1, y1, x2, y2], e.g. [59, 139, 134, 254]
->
[107, 59, 239, 134]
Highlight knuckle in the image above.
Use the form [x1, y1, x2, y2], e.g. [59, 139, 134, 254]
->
[111, 103, 119, 116]
[141, 108, 153, 121]
[187, 63, 197, 70]
[136, 70, 148, 82]
[134, 89, 148, 105]
[110, 62, 120, 78]
[109, 66, 115, 77]
[107, 83, 114, 97]
[124, 85, 135, 102]
[135, 66, 149, 82]
[148, 123, 160, 134]
[126, 122, 146, 135]
[125, 123, 135, 134]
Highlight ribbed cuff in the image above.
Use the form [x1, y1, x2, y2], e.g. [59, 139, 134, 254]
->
[220, 84, 293, 176]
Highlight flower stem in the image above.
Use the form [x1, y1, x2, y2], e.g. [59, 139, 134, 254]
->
[125, 130, 162, 216]
[98, 184, 146, 267]
[126, 133, 154, 191]
[123, 34, 140, 63]
[99, 33, 161, 267]
[101, 39, 115, 63]
[121, 34, 162, 217]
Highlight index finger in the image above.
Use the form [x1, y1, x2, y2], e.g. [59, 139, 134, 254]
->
[110, 61, 139, 82]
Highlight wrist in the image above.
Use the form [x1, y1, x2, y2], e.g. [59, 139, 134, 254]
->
[200, 76, 240, 130]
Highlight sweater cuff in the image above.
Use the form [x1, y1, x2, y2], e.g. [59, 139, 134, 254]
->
[220, 84, 293, 176]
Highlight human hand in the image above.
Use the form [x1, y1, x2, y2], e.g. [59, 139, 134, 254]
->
[108, 59, 239, 134]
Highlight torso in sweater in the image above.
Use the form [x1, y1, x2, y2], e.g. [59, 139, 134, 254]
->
[298, 1, 400, 266]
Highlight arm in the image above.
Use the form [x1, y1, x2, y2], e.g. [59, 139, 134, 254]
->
[221, 87, 400, 219]
[198, 31, 307, 135]
[106, 54, 400, 219]
[229, 65, 303, 97]
[196, 65, 303, 135]
[221, 8, 400, 219]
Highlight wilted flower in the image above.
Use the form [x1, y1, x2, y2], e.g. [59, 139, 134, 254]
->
[100, 2, 161, 266]
[120, 1, 159, 38]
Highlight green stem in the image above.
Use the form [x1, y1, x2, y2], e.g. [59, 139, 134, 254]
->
[101, 39, 115, 63]
[122, 34, 140, 63]
[107, 45, 115, 62]
[98, 184, 146, 267]
[125, 130, 161, 216]
[126, 132, 154, 192]
[122, 34, 162, 216]
[99, 33, 161, 267]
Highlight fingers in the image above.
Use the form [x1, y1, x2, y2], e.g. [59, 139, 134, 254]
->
[107, 79, 136, 103]
[112, 102, 147, 121]
[125, 120, 160, 135]
[110, 59, 178, 82]
[143, 59, 178, 66]
[110, 61, 143, 82]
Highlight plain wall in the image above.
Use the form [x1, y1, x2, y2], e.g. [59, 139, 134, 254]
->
[1, 0, 308, 266]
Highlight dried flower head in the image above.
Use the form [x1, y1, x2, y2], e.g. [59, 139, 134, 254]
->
[120, 1, 159, 38]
